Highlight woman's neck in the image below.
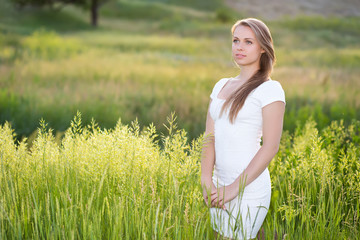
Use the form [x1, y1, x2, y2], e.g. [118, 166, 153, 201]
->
[234, 65, 259, 82]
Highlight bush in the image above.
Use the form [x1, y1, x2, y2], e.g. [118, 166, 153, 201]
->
[21, 29, 84, 59]
[215, 7, 238, 23]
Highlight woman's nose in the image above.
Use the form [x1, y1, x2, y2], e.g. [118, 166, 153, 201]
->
[237, 43, 244, 51]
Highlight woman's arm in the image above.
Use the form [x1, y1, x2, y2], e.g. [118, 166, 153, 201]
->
[211, 101, 285, 208]
[201, 100, 217, 206]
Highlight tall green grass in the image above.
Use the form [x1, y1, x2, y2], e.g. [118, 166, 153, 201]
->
[0, 113, 211, 239]
[1, 115, 359, 238]
[266, 119, 360, 239]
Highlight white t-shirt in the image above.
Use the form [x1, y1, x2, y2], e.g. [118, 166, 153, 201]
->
[209, 77, 286, 187]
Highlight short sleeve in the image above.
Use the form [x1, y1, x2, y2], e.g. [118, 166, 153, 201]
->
[210, 78, 229, 100]
[210, 87, 216, 99]
[257, 80, 286, 108]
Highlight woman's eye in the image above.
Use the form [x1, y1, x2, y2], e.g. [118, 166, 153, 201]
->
[233, 39, 239, 43]
[246, 41, 252, 45]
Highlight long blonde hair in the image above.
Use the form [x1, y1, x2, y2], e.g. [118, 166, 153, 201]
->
[221, 18, 276, 123]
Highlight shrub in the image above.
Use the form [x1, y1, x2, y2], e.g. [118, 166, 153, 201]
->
[22, 29, 83, 59]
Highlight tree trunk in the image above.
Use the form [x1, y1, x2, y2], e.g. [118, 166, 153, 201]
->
[91, 0, 98, 27]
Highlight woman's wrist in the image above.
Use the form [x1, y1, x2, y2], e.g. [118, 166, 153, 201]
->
[229, 181, 239, 194]
[201, 175, 213, 186]
[230, 177, 242, 195]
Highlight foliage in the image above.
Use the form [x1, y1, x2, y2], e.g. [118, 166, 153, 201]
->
[21, 29, 84, 59]
[9, 0, 100, 9]
[267, 119, 360, 238]
[0, 114, 209, 239]
[215, 7, 239, 23]
[7, 0, 110, 26]
[0, 117, 359, 238]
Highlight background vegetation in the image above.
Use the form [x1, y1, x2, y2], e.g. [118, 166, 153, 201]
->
[0, 0, 359, 238]
[1, 0, 359, 141]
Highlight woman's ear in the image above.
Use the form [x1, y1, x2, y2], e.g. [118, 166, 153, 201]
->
[261, 49, 265, 54]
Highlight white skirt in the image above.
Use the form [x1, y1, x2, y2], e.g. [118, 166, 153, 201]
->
[210, 169, 271, 240]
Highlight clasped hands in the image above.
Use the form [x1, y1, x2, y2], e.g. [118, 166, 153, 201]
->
[202, 181, 240, 210]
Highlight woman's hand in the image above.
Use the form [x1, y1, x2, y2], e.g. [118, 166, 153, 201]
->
[210, 181, 241, 209]
[202, 181, 217, 207]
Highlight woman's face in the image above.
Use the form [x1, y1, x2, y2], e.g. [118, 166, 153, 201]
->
[232, 25, 264, 68]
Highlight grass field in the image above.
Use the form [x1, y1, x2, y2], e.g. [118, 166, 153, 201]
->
[1, 0, 360, 140]
[0, 0, 360, 238]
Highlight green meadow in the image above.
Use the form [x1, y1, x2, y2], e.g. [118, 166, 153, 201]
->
[0, 0, 359, 238]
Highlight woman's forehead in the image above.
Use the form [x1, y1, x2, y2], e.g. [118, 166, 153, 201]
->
[233, 25, 255, 39]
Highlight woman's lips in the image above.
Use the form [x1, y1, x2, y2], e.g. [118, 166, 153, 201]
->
[235, 54, 246, 59]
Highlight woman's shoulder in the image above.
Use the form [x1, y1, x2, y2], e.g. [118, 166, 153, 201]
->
[257, 79, 283, 90]
[254, 79, 284, 94]
[253, 79, 286, 107]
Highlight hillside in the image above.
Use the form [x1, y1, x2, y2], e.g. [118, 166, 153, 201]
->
[225, 0, 360, 20]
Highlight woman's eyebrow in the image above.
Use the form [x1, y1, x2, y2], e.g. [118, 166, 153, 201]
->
[232, 36, 255, 40]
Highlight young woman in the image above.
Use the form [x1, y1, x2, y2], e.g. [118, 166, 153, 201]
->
[201, 18, 285, 239]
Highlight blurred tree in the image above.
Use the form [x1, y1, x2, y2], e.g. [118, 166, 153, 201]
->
[9, 0, 109, 26]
